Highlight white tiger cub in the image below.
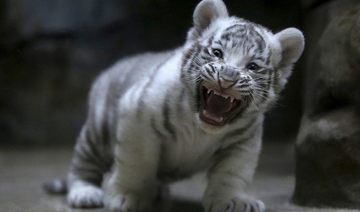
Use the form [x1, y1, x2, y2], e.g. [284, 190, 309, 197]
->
[46, 0, 304, 211]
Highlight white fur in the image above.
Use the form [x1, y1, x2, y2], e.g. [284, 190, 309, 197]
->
[105, 49, 265, 212]
[68, 182, 103, 208]
[275, 28, 305, 64]
[65, 1, 304, 212]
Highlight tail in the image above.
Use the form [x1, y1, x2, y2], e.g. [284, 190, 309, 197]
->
[43, 179, 68, 194]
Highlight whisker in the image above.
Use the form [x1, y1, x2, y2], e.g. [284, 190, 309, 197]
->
[249, 93, 268, 112]
[188, 51, 205, 68]
[252, 86, 271, 93]
[252, 92, 269, 101]
[249, 96, 261, 112]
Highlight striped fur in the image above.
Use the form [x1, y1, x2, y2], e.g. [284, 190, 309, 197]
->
[44, 0, 304, 212]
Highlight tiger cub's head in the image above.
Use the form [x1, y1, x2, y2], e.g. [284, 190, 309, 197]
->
[180, 0, 304, 133]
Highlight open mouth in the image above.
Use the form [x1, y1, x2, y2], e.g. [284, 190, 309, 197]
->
[199, 85, 246, 126]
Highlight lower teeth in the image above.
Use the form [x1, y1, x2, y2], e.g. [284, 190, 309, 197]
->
[203, 110, 223, 122]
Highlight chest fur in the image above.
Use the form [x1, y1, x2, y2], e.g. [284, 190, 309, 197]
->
[111, 51, 257, 182]
[157, 123, 223, 182]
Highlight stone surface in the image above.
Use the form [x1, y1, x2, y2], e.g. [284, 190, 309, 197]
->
[300, 0, 330, 8]
[0, 0, 196, 147]
[2, 141, 359, 212]
[293, 1, 360, 209]
[1, 0, 126, 47]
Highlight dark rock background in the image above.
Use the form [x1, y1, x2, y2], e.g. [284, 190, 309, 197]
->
[293, 0, 360, 208]
[0, 0, 305, 147]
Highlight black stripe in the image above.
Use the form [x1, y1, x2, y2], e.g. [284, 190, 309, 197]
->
[74, 147, 98, 165]
[257, 72, 272, 105]
[194, 78, 202, 112]
[104, 66, 133, 136]
[214, 40, 223, 46]
[202, 74, 213, 82]
[202, 48, 209, 55]
[188, 48, 199, 65]
[71, 170, 102, 185]
[265, 49, 272, 65]
[176, 88, 186, 116]
[190, 52, 202, 69]
[70, 161, 103, 184]
[218, 117, 257, 143]
[204, 66, 215, 80]
[87, 122, 113, 171]
[151, 117, 167, 142]
[228, 100, 253, 124]
[137, 53, 174, 117]
[181, 43, 197, 80]
[182, 47, 194, 66]
[207, 34, 215, 47]
[71, 162, 101, 173]
[209, 63, 217, 74]
[232, 41, 239, 48]
[233, 27, 247, 36]
[236, 84, 250, 89]
[74, 127, 104, 168]
[253, 30, 266, 53]
[255, 56, 265, 61]
[186, 47, 201, 75]
[224, 24, 245, 33]
[100, 119, 110, 146]
[85, 129, 104, 164]
[188, 63, 200, 74]
[163, 92, 177, 140]
[238, 130, 258, 146]
[200, 54, 212, 61]
[205, 66, 212, 75]
[220, 33, 231, 41]
[238, 78, 251, 84]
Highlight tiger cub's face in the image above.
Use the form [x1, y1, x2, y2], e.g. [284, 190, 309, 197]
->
[181, 0, 304, 133]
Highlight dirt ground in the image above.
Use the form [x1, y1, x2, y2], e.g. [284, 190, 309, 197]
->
[0, 141, 358, 212]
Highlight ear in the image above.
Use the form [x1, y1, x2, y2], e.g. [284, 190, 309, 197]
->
[275, 28, 305, 68]
[272, 28, 304, 93]
[188, 0, 229, 40]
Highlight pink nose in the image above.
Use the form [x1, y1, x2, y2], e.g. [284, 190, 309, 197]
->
[219, 77, 236, 89]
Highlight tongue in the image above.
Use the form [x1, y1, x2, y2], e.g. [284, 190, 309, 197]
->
[206, 93, 232, 116]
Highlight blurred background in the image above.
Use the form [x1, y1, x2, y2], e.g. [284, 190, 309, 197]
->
[0, 0, 307, 148]
[3, 1, 360, 211]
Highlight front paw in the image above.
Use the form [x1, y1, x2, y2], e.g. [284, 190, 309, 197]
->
[105, 190, 155, 212]
[203, 197, 265, 212]
[67, 185, 103, 208]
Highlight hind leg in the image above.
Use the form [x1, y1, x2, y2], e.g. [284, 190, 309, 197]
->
[67, 125, 112, 208]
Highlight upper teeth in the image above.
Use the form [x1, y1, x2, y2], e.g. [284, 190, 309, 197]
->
[206, 87, 235, 102]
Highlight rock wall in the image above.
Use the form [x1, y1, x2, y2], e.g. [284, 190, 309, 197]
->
[293, 0, 360, 208]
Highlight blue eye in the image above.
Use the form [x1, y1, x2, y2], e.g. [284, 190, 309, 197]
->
[212, 49, 223, 58]
[246, 63, 260, 71]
